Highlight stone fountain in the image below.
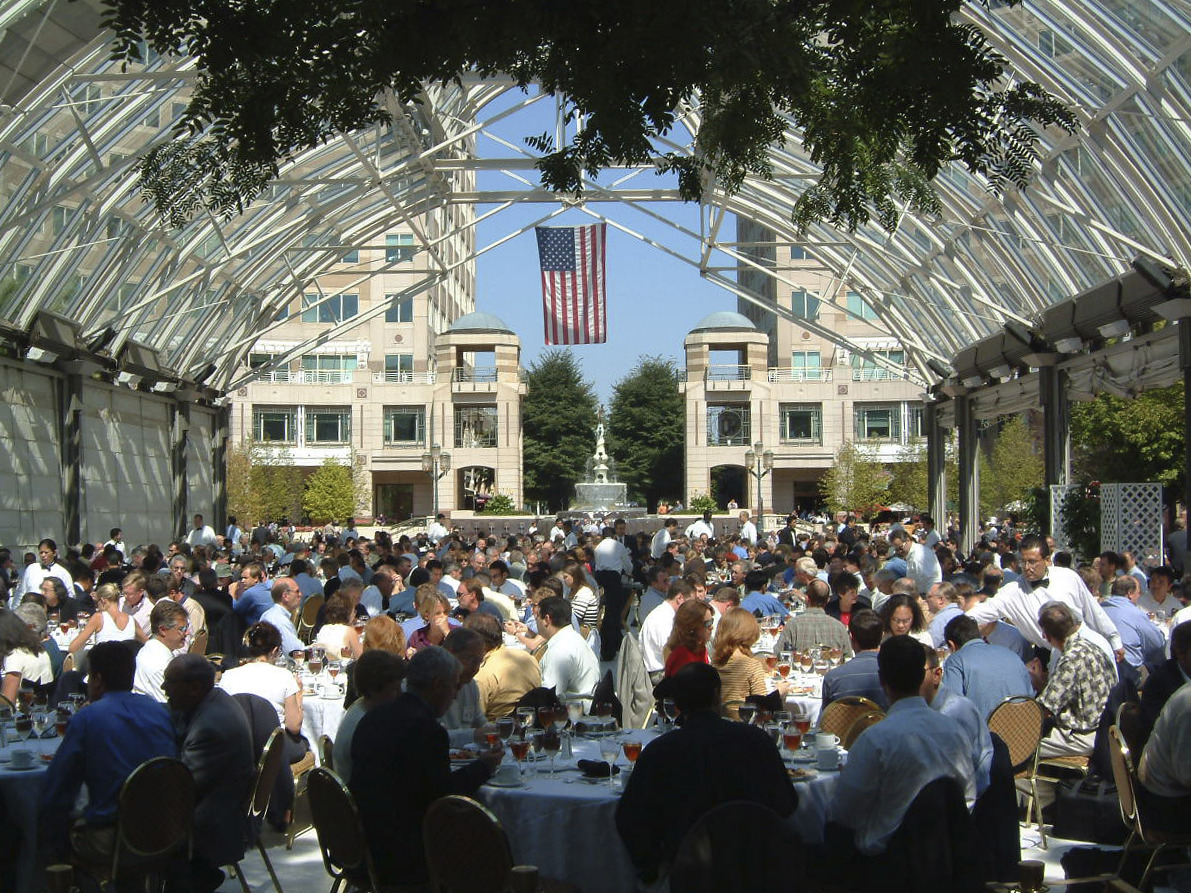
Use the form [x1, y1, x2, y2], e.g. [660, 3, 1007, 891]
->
[571, 416, 630, 513]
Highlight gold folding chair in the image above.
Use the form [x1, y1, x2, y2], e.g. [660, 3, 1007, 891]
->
[819, 696, 882, 741]
[297, 595, 324, 644]
[307, 767, 384, 893]
[987, 695, 1047, 848]
[230, 728, 287, 893]
[842, 709, 885, 750]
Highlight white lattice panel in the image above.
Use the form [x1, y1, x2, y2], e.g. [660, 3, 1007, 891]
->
[1100, 483, 1164, 567]
[1049, 485, 1079, 552]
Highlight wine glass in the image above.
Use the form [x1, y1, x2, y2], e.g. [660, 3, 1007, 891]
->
[777, 659, 792, 679]
[529, 731, 545, 771]
[13, 713, 32, 743]
[599, 738, 619, 788]
[516, 705, 536, 732]
[327, 660, 343, 691]
[510, 734, 531, 778]
[773, 710, 791, 730]
[551, 706, 568, 733]
[738, 703, 757, 726]
[765, 653, 779, 675]
[17, 682, 34, 713]
[496, 716, 516, 749]
[763, 722, 782, 748]
[566, 699, 584, 728]
[813, 658, 829, 677]
[794, 710, 812, 744]
[55, 703, 72, 737]
[622, 737, 642, 765]
[32, 709, 50, 754]
[536, 706, 555, 734]
[783, 726, 803, 755]
[542, 729, 562, 777]
[799, 652, 813, 674]
[68, 692, 86, 712]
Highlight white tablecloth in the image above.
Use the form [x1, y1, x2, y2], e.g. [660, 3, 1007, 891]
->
[1, 734, 63, 891]
[783, 673, 823, 728]
[476, 735, 648, 893]
[789, 767, 840, 844]
[301, 691, 345, 765]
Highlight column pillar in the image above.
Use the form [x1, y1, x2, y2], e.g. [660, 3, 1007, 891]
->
[60, 373, 84, 547]
[1038, 361, 1070, 489]
[1181, 321, 1191, 520]
[955, 393, 979, 555]
[925, 400, 947, 525]
[172, 402, 190, 540]
[213, 403, 230, 533]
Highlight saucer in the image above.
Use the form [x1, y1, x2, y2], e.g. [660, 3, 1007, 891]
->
[485, 778, 526, 788]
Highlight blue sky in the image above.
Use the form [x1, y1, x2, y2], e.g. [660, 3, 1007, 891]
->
[470, 90, 740, 403]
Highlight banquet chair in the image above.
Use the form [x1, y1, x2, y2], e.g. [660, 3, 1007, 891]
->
[841, 710, 884, 750]
[307, 767, 382, 893]
[298, 596, 324, 644]
[986, 695, 1046, 848]
[229, 727, 287, 893]
[1107, 725, 1191, 891]
[319, 734, 335, 772]
[423, 795, 577, 893]
[1115, 701, 1146, 759]
[670, 800, 801, 893]
[819, 697, 882, 741]
[72, 756, 196, 892]
[287, 748, 318, 849]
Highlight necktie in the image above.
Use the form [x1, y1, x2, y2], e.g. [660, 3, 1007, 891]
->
[1031, 578, 1050, 590]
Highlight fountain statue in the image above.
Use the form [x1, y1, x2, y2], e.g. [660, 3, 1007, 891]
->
[571, 412, 630, 512]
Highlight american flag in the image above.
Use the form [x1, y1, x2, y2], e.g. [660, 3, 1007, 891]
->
[535, 224, 607, 345]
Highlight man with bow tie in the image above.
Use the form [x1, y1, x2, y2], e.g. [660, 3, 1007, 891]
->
[965, 534, 1123, 663]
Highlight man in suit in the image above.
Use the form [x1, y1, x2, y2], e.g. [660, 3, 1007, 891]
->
[164, 653, 256, 893]
[350, 646, 502, 887]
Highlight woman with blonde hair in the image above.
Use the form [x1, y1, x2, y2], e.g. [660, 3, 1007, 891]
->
[711, 608, 788, 718]
[344, 615, 407, 707]
[68, 582, 145, 664]
[314, 592, 363, 659]
[663, 600, 714, 677]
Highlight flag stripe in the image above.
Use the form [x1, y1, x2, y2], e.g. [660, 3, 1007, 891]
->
[535, 224, 607, 345]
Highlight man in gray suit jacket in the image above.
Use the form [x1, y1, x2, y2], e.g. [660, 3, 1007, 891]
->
[165, 654, 256, 893]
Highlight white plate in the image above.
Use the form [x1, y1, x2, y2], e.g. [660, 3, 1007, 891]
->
[485, 778, 527, 788]
[5, 763, 38, 771]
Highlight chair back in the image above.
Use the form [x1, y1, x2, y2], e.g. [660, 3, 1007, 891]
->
[299, 596, 324, 641]
[670, 800, 799, 893]
[1107, 726, 1138, 828]
[188, 628, 209, 655]
[884, 775, 977, 893]
[423, 795, 513, 893]
[307, 767, 379, 888]
[319, 734, 335, 771]
[1115, 701, 1146, 758]
[987, 696, 1044, 775]
[112, 757, 195, 877]
[842, 710, 885, 749]
[249, 728, 289, 819]
[819, 696, 881, 740]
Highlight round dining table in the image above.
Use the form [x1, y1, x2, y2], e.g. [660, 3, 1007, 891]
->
[301, 682, 346, 765]
[1, 732, 64, 892]
[475, 732, 655, 893]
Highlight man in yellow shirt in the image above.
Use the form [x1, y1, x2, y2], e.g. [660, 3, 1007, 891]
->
[464, 612, 541, 720]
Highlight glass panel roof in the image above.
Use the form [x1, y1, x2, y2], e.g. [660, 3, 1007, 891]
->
[0, 0, 1186, 389]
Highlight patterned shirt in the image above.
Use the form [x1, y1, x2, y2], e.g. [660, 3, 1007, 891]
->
[774, 608, 853, 657]
[1038, 632, 1115, 734]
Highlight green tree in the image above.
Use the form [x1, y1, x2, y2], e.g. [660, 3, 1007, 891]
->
[981, 415, 1044, 515]
[821, 441, 889, 515]
[886, 437, 962, 513]
[226, 440, 303, 524]
[522, 350, 599, 512]
[107, 1, 1073, 231]
[606, 356, 684, 511]
[302, 458, 356, 525]
[1070, 385, 1185, 500]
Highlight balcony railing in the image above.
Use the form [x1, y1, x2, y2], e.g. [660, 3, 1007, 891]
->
[372, 371, 437, 384]
[705, 365, 752, 382]
[767, 368, 833, 382]
[453, 366, 498, 383]
[255, 369, 355, 384]
[851, 367, 901, 381]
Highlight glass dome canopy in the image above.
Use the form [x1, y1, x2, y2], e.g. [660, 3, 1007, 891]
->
[0, 0, 1185, 392]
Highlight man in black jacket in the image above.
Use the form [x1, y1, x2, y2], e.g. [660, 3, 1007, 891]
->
[1139, 620, 1191, 744]
[350, 646, 502, 886]
[616, 663, 798, 884]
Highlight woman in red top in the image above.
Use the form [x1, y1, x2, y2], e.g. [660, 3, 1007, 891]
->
[663, 599, 714, 677]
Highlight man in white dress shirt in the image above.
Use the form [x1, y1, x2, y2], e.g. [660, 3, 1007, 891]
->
[685, 511, 715, 541]
[537, 596, 600, 703]
[134, 600, 190, 702]
[426, 513, 449, 544]
[593, 526, 635, 661]
[639, 581, 691, 685]
[967, 534, 1123, 660]
[260, 578, 305, 656]
[650, 518, 678, 560]
[185, 514, 218, 549]
[738, 511, 758, 546]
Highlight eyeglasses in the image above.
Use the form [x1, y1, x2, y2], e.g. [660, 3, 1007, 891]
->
[703, 620, 715, 629]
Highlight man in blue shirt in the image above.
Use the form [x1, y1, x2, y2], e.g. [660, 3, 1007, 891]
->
[822, 610, 888, 709]
[289, 558, 324, 601]
[941, 614, 1033, 721]
[232, 560, 272, 625]
[41, 641, 176, 863]
[261, 578, 305, 656]
[740, 569, 789, 618]
[926, 581, 965, 648]
[1101, 575, 1166, 673]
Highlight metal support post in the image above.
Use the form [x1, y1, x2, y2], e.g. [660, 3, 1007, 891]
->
[955, 394, 979, 555]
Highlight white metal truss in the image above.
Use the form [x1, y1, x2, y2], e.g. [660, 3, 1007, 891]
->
[0, 0, 1187, 392]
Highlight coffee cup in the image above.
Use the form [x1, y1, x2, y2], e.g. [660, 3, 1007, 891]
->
[10, 748, 34, 769]
[494, 764, 521, 785]
[815, 732, 840, 750]
[816, 747, 840, 770]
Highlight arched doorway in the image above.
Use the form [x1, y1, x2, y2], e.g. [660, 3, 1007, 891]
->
[458, 465, 495, 512]
[710, 465, 746, 511]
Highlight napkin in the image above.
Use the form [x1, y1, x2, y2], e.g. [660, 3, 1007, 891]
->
[577, 759, 620, 778]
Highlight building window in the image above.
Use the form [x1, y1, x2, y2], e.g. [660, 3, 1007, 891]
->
[143, 108, 160, 128]
[455, 405, 499, 448]
[385, 233, 416, 263]
[780, 404, 822, 444]
[791, 350, 823, 380]
[790, 245, 809, 260]
[248, 353, 277, 369]
[850, 350, 905, 381]
[299, 354, 357, 383]
[383, 406, 425, 446]
[253, 407, 297, 443]
[384, 295, 413, 323]
[792, 289, 820, 320]
[384, 354, 414, 382]
[301, 293, 358, 324]
[854, 404, 901, 442]
[706, 404, 750, 446]
[341, 249, 359, 264]
[52, 207, 68, 236]
[906, 403, 924, 440]
[846, 291, 880, 320]
[306, 406, 351, 444]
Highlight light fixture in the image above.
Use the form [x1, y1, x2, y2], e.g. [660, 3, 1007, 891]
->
[987, 364, 1011, 380]
[114, 371, 141, 388]
[1054, 337, 1084, 354]
[961, 375, 983, 389]
[1097, 320, 1131, 338]
[151, 381, 177, 393]
[26, 346, 58, 364]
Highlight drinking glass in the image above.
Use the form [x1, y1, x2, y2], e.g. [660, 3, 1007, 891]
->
[496, 716, 516, 747]
[599, 739, 619, 788]
[622, 738, 642, 764]
[738, 703, 757, 726]
[783, 727, 803, 754]
[542, 729, 561, 777]
[17, 682, 34, 713]
[773, 710, 791, 731]
[516, 705, 536, 732]
[566, 700, 584, 727]
[510, 734, 531, 777]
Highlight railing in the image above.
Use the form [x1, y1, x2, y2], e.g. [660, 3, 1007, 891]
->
[705, 365, 752, 381]
[767, 368, 833, 382]
[254, 369, 354, 384]
[372, 371, 437, 384]
[851, 367, 901, 381]
[453, 366, 498, 383]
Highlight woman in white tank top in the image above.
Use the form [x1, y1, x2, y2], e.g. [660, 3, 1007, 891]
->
[69, 582, 146, 660]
